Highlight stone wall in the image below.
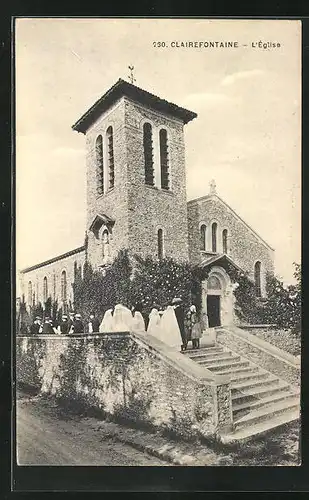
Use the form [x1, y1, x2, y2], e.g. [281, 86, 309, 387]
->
[16, 333, 233, 439]
[217, 326, 300, 386]
[187, 195, 274, 293]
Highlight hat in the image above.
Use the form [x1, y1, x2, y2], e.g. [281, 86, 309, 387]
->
[190, 304, 196, 313]
[62, 315, 68, 319]
[35, 316, 42, 320]
[75, 313, 82, 319]
[171, 297, 182, 305]
[45, 316, 50, 321]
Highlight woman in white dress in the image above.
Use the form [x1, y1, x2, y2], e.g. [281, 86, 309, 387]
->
[158, 305, 182, 350]
[131, 311, 146, 332]
[147, 308, 161, 338]
[112, 304, 133, 332]
[99, 308, 114, 333]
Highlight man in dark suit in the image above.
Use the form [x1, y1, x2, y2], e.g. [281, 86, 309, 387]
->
[172, 297, 187, 351]
[30, 316, 41, 335]
[87, 313, 100, 333]
[72, 313, 85, 334]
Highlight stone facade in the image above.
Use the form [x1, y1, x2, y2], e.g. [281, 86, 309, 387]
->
[188, 194, 274, 295]
[19, 247, 85, 311]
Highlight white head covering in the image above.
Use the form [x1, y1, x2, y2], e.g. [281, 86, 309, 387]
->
[190, 304, 196, 313]
[147, 308, 161, 337]
[112, 304, 133, 332]
[99, 309, 114, 333]
[159, 305, 182, 348]
[131, 311, 146, 333]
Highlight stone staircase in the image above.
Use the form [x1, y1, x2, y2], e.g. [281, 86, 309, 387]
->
[183, 344, 300, 441]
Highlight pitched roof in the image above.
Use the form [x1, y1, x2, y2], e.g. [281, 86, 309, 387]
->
[200, 253, 245, 274]
[72, 78, 197, 134]
[89, 213, 115, 233]
[20, 246, 85, 274]
[188, 193, 274, 251]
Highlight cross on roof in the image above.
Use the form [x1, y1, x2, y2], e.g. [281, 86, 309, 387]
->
[128, 65, 136, 85]
[210, 179, 217, 195]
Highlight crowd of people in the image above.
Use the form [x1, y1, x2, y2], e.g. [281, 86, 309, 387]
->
[28, 297, 203, 351]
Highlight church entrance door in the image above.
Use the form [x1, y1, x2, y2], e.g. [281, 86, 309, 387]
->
[207, 295, 221, 327]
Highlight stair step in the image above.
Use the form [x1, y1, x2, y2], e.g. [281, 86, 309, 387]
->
[232, 382, 290, 403]
[233, 398, 300, 430]
[199, 355, 240, 366]
[207, 360, 249, 371]
[189, 351, 233, 362]
[214, 366, 260, 376]
[231, 377, 280, 392]
[183, 346, 224, 355]
[229, 371, 270, 384]
[220, 409, 300, 442]
[233, 392, 300, 416]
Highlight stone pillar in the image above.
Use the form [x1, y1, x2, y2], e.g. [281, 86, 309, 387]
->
[201, 280, 209, 329]
[212, 382, 233, 434]
[221, 284, 234, 326]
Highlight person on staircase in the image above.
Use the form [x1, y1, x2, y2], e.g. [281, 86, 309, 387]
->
[172, 297, 187, 351]
[190, 304, 202, 349]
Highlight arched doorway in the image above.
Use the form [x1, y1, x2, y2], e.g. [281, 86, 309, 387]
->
[207, 274, 223, 327]
[202, 266, 233, 328]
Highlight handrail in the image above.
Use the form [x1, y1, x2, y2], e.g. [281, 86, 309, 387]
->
[131, 331, 230, 386]
[219, 325, 300, 368]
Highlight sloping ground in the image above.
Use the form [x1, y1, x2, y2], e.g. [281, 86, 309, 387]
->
[241, 328, 301, 357]
[17, 389, 300, 466]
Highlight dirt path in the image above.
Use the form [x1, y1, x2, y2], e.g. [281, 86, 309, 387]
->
[16, 391, 169, 466]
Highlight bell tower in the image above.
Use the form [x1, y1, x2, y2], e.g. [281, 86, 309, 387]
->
[72, 78, 197, 270]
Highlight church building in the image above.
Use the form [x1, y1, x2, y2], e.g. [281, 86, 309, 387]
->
[19, 78, 274, 327]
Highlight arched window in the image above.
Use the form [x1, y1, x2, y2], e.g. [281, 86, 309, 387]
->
[61, 270, 67, 303]
[222, 229, 228, 254]
[158, 228, 164, 260]
[28, 281, 32, 305]
[143, 123, 154, 186]
[212, 222, 218, 252]
[53, 273, 56, 300]
[254, 261, 262, 297]
[102, 229, 110, 259]
[200, 224, 206, 251]
[43, 276, 48, 302]
[159, 129, 170, 190]
[106, 126, 114, 190]
[95, 135, 104, 195]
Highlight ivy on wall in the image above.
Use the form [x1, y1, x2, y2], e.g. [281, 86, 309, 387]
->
[73, 250, 204, 320]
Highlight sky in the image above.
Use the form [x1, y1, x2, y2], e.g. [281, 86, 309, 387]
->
[15, 18, 301, 285]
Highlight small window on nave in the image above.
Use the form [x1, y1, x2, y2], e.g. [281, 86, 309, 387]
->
[143, 123, 154, 186]
[28, 281, 32, 305]
[159, 129, 170, 190]
[61, 270, 67, 303]
[254, 261, 262, 297]
[43, 276, 48, 302]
